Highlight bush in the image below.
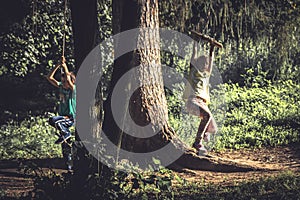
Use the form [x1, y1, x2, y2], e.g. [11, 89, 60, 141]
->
[0, 113, 61, 159]
[213, 80, 300, 150]
[169, 80, 300, 150]
[30, 166, 180, 200]
[174, 171, 300, 200]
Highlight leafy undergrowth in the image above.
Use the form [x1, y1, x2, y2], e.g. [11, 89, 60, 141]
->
[0, 113, 61, 160]
[170, 80, 300, 150]
[213, 80, 300, 150]
[1, 81, 298, 159]
[11, 168, 299, 200]
[174, 171, 300, 200]
[0, 81, 299, 199]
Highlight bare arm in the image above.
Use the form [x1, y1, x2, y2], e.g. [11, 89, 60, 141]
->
[191, 40, 198, 61]
[61, 57, 75, 91]
[46, 63, 61, 88]
[207, 45, 215, 74]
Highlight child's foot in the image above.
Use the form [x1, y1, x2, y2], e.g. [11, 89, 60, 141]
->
[55, 132, 72, 144]
[192, 142, 208, 156]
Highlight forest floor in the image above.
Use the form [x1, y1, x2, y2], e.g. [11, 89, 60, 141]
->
[177, 143, 300, 185]
[1, 143, 300, 199]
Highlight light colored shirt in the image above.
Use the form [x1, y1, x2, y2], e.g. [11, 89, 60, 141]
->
[183, 55, 211, 103]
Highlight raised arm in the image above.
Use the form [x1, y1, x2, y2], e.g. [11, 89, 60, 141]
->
[190, 30, 222, 74]
[61, 56, 75, 91]
[46, 62, 61, 88]
[207, 44, 215, 74]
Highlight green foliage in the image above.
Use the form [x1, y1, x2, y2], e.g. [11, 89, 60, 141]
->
[127, 168, 178, 200]
[213, 80, 300, 150]
[219, 35, 300, 85]
[0, 0, 75, 78]
[23, 165, 300, 200]
[0, 114, 61, 160]
[168, 80, 300, 150]
[2, 0, 299, 83]
[175, 171, 300, 200]
[160, 0, 300, 83]
[30, 166, 180, 200]
[0, 0, 112, 78]
[0, 0, 113, 124]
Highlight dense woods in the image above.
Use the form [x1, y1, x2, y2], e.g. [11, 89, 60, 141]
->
[0, 0, 299, 199]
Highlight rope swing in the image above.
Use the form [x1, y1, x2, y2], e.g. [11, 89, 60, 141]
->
[62, 0, 68, 58]
[60, 0, 68, 74]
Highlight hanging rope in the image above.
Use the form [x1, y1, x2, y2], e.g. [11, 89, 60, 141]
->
[62, 0, 68, 58]
[60, 0, 68, 75]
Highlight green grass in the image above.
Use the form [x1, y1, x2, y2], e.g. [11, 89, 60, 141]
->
[0, 113, 61, 160]
[169, 80, 300, 150]
[173, 171, 300, 200]
[1, 81, 298, 159]
[213, 80, 300, 150]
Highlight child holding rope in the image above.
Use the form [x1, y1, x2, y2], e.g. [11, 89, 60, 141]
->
[46, 56, 76, 145]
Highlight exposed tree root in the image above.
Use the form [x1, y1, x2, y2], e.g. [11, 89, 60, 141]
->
[166, 132, 268, 173]
[172, 151, 263, 172]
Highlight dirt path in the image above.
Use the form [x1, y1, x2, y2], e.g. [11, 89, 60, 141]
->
[0, 158, 66, 198]
[1, 144, 300, 198]
[177, 143, 300, 185]
[0, 169, 34, 198]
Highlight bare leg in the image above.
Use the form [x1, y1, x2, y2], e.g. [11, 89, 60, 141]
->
[194, 112, 210, 145]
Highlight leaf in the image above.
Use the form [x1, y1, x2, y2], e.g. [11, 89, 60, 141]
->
[152, 157, 161, 165]
[48, 60, 53, 67]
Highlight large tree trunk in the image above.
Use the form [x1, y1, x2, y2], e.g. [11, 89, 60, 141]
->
[102, 0, 260, 172]
[69, 0, 104, 198]
[104, 0, 170, 150]
[70, 0, 103, 139]
[70, 0, 98, 70]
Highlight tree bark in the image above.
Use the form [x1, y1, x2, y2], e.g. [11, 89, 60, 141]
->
[69, 1, 103, 198]
[70, 0, 102, 139]
[70, 0, 98, 70]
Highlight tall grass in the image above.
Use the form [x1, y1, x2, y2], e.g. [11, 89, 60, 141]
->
[169, 80, 300, 150]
